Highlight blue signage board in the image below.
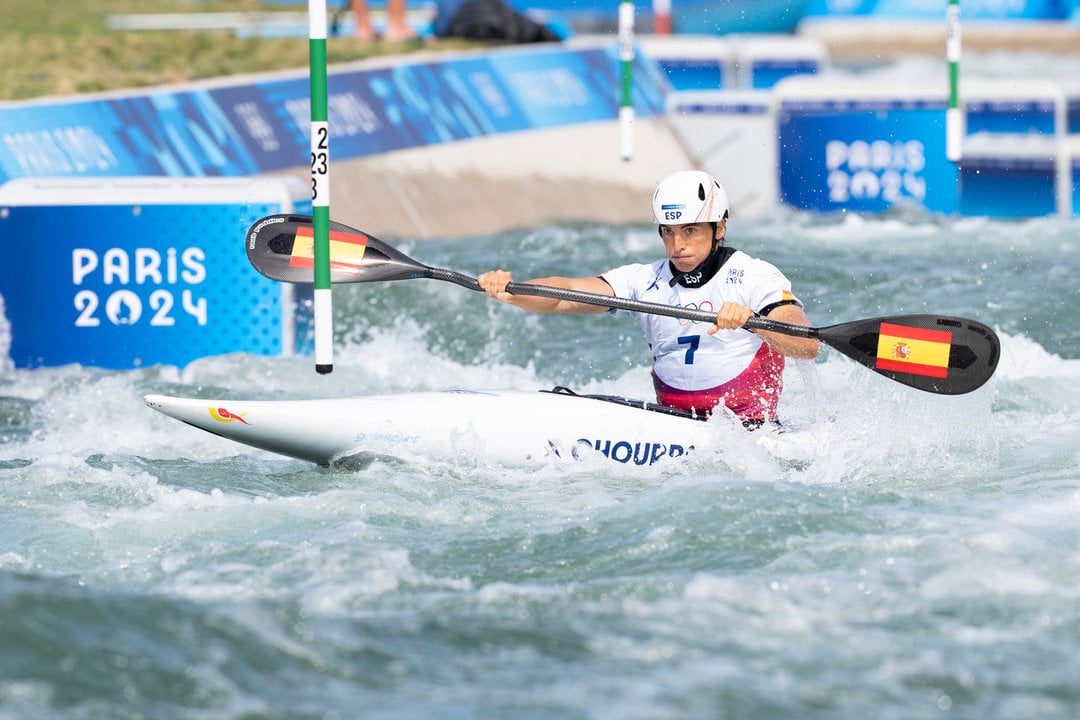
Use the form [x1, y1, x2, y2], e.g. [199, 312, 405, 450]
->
[958, 155, 1059, 217]
[966, 99, 1057, 135]
[749, 59, 818, 90]
[656, 60, 725, 91]
[777, 98, 959, 214]
[0, 179, 310, 369]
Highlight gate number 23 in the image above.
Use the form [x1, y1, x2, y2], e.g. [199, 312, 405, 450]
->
[310, 124, 329, 202]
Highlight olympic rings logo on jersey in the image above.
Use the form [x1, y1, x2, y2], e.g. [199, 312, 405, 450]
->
[677, 300, 714, 326]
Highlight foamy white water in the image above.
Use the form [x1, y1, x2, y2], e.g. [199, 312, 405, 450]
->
[2, 206, 1078, 719]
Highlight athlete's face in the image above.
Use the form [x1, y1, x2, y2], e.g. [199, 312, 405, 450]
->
[659, 221, 724, 272]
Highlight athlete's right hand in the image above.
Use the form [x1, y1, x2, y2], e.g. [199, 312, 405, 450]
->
[710, 301, 756, 334]
[478, 270, 514, 301]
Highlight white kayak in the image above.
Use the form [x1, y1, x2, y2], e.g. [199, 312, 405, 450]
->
[144, 387, 726, 468]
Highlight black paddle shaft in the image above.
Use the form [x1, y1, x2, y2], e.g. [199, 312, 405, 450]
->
[426, 267, 724, 324]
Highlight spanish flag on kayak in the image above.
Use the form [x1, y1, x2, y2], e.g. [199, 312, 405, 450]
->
[875, 322, 952, 378]
[288, 226, 367, 274]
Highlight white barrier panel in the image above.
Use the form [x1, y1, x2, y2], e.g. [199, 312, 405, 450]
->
[665, 90, 778, 217]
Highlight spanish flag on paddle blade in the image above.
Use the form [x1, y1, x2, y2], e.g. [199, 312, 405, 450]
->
[875, 322, 952, 378]
[288, 226, 367, 274]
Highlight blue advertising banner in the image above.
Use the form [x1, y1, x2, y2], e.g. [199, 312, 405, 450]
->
[211, 47, 667, 171]
[0, 46, 669, 184]
[0, 178, 311, 369]
[777, 98, 959, 214]
[0, 101, 148, 179]
[107, 91, 264, 176]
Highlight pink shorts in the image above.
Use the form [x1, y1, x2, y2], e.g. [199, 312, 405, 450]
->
[653, 342, 785, 423]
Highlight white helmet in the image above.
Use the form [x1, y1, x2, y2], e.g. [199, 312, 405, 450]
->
[651, 171, 729, 225]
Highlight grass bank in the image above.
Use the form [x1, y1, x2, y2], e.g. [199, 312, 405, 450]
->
[1, 0, 465, 101]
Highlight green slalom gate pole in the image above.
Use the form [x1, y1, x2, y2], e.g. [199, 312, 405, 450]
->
[309, 0, 334, 374]
[946, 0, 962, 163]
[618, 0, 634, 162]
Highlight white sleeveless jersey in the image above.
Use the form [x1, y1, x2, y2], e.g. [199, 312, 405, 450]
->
[602, 250, 800, 390]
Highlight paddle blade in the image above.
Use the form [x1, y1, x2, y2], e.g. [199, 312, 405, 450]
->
[817, 314, 1000, 395]
[246, 214, 429, 284]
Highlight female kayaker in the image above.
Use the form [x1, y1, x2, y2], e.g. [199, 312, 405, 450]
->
[477, 170, 819, 427]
